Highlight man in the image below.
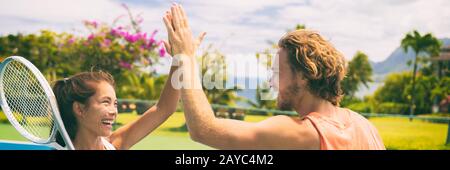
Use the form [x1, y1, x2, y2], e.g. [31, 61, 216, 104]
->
[163, 4, 385, 150]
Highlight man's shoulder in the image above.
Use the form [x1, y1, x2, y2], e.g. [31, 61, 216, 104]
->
[259, 115, 318, 135]
[342, 108, 370, 120]
[261, 115, 301, 125]
[257, 115, 320, 149]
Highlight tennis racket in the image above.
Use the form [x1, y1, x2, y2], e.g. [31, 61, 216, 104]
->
[0, 56, 74, 150]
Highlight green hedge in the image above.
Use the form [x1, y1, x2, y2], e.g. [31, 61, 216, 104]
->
[0, 110, 7, 123]
[347, 102, 371, 113]
[373, 102, 409, 114]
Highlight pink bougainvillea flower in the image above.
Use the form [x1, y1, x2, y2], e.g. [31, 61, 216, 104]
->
[158, 41, 166, 57]
[84, 20, 98, 28]
[139, 32, 147, 41]
[98, 32, 106, 38]
[119, 30, 128, 37]
[140, 44, 146, 51]
[67, 37, 75, 44]
[119, 60, 132, 70]
[134, 32, 146, 42]
[121, 3, 129, 10]
[110, 28, 118, 36]
[88, 34, 95, 41]
[91, 21, 98, 28]
[147, 38, 155, 48]
[159, 47, 166, 57]
[136, 17, 144, 24]
[125, 33, 139, 43]
[145, 30, 158, 48]
[101, 39, 112, 48]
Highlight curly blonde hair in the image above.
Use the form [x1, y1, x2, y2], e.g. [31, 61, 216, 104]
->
[278, 30, 346, 106]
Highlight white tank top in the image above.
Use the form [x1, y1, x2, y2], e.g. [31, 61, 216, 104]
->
[101, 137, 116, 150]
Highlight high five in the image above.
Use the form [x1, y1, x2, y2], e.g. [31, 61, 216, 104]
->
[163, 3, 385, 150]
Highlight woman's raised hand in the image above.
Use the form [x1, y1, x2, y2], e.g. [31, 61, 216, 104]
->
[163, 3, 205, 57]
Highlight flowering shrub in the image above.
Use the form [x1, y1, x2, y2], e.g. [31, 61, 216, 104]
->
[78, 17, 166, 74]
[0, 4, 167, 100]
[72, 4, 166, 81]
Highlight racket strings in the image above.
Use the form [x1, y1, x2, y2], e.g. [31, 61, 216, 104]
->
[2, 60, 54, 140]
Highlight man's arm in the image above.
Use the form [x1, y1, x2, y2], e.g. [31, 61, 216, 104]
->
[164, 4, 319, 149]
[182, 86, 319, 149]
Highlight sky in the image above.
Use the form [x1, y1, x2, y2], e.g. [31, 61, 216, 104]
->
[0, 0, 449, 64]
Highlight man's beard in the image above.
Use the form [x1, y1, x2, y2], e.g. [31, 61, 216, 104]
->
[277, 83, 301, 111]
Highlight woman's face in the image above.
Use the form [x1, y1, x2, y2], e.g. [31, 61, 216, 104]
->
[77, 81, 118, 137]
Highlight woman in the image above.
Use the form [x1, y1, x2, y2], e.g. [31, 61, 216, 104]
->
[52, 9, 204, 150]
[52, 65, 179, 150]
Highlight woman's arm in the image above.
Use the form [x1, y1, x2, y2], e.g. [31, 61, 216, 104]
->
[107, 8, 205, 149]
[109, 64, 180, 150]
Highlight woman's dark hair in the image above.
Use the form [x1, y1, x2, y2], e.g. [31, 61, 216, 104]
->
[52, 71, 115, 146]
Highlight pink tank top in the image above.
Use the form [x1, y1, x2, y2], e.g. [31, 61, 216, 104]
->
[304, 109, 385, 150]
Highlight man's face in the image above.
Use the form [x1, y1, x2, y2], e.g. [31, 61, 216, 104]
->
[273, 48, 304, 111]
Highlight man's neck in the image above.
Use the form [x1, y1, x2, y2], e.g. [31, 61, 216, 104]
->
[293, 92, 337, 118]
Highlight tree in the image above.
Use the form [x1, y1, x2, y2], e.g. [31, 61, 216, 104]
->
[373, 71, 447, 114]
[199, 46, 243, 106]
[286, 24, 306, 32]
[173, 46, 244, 132]
[0, 31, 83, 82]
[401, 30, 442, 119]
[372, 72, 411, 114]
[117, 70, 167, 100]
[374, 72, 411, 104]
[0, 5, 166, 101]
[341, 51, 373, 98]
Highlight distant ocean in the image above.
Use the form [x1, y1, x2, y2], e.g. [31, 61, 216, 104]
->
[354, 82, 384, 99]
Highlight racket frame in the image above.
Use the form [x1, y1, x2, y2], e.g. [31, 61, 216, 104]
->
[0, 56, 75, 150]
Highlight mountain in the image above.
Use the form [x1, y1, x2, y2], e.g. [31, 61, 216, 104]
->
[371, 38, 450, 77]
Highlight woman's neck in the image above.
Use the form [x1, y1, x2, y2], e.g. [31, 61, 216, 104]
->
[73, 128, 104, 150]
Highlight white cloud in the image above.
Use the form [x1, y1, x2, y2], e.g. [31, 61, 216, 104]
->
[0, 0, 449, 63]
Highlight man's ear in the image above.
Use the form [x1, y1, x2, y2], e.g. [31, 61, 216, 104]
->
[73, 102, 85, 118]
[295, 72, 307, 86]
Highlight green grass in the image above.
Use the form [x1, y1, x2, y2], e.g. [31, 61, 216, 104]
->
[119, 112, 212, 150]
[369, 117, 450, 150]
[0, 123, 28, 141]
[0, 111, 212, 150]
[1, 111, 449, 150]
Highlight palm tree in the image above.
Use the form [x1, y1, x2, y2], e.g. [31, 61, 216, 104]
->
[117, 70, 166, 100]
[401, 30, 441, 120]
[341, 51, 373, 99]
[172, 47, 244, 132]
[200, 47, 244, 106]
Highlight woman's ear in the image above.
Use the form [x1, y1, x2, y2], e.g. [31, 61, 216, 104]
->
[73, 102, 85, 118]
